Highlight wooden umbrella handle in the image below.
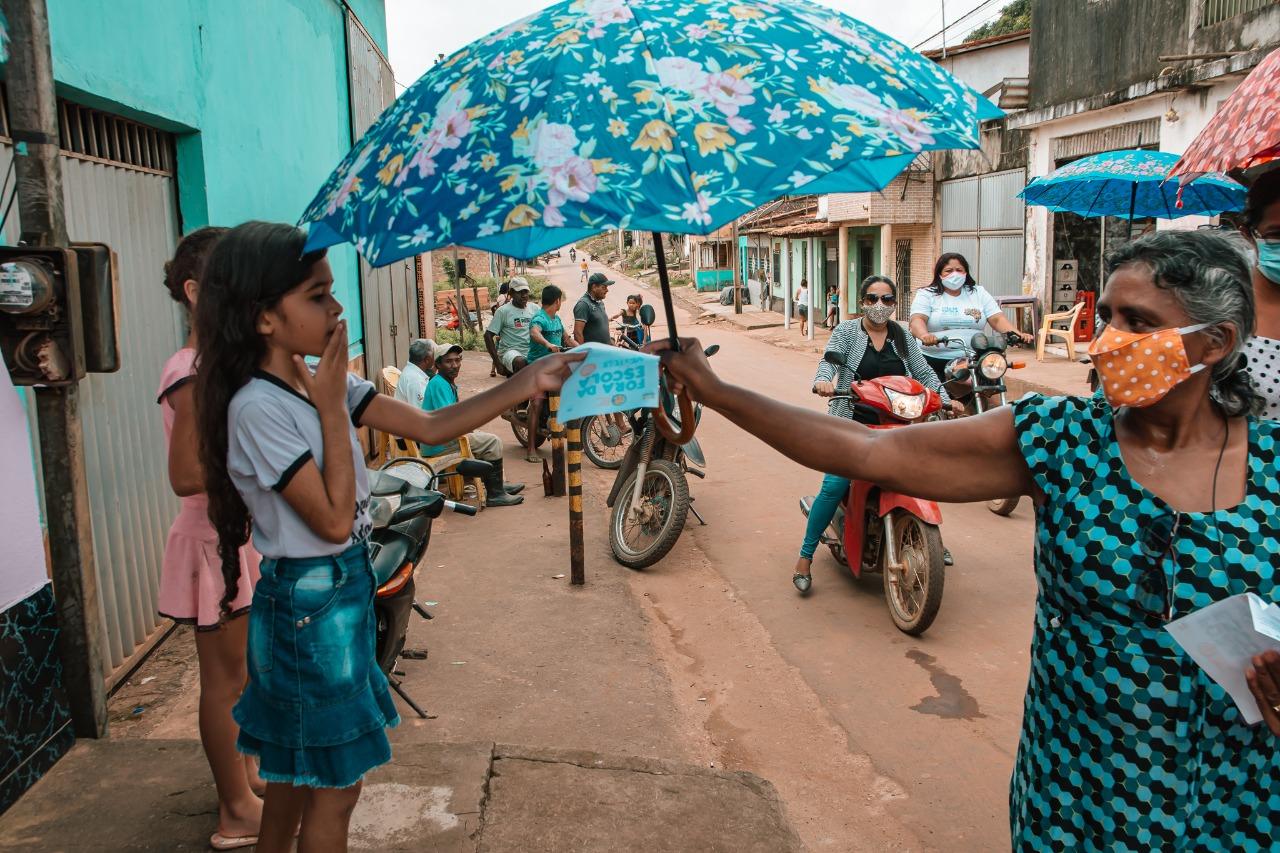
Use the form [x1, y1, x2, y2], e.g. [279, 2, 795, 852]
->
[653, 379, 696, 445]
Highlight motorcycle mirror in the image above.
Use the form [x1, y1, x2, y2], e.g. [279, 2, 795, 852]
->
[971, 333, 991, 351]
[704, 344, 719, 357]
[456, 459, 494, 478]
[639, 304, 656, 326]
[823, 351, 844, 366]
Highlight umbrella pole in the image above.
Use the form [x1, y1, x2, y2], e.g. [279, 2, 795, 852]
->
[652, 231, 680, 349]
[1128, 182, 1137, 241]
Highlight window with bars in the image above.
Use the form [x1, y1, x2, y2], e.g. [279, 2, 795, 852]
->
[1, 86, 175, 176]
[1201, 0, 1271, 27]
[894, 239, 913, 309]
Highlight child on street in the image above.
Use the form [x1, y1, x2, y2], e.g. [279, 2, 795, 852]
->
[194, 222, 582, 852]
[158, 226, 265, 851]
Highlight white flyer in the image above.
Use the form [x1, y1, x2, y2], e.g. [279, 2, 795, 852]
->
[1165, 592, 1280, 726]
[557, 342, 660, 423]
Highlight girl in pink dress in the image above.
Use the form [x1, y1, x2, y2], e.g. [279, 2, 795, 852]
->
[157, 227, 264, 851]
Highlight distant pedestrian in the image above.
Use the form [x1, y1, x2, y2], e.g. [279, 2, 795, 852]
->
[795, 278, 810, 336]
[825, 282, 839, 328]
[580, 258, 589, 283]
[157, 226, 265, 851]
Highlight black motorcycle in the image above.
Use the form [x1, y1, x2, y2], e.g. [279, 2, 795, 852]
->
[936, 330, 1025, 516]
[605, 345, 717, 569]
[368, 457, 490, 718]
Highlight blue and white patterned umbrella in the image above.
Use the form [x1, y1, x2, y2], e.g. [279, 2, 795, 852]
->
[300, 0, 995, 265]
[1019, 149, 1245, 220]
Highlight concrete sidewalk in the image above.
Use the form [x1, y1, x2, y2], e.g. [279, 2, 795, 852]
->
[0, 739, 801, 852]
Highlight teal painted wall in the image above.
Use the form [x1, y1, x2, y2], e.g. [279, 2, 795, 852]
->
[44, 0, 391, 355]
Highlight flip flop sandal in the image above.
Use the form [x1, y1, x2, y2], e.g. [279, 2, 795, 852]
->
[210, 831, 258, 851]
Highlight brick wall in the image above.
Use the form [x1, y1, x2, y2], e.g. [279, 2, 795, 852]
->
[868, 173, 934, 224]
[827, 192, 871, 223]
[428, 246, 497, 284]
[884, 223, 940, 315]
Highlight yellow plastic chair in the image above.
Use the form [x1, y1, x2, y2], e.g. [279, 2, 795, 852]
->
[1036, 302, 1087, 361]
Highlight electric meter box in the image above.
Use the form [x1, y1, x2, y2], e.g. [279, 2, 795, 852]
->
[0, 243, 118, 385]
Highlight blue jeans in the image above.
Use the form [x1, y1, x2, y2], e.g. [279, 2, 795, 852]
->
[800, 473, 850, 559]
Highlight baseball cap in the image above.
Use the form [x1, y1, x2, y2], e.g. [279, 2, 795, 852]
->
[509, 276, 530, 292]
[587, 272, 614, 287]
[436, 343, 464, 362]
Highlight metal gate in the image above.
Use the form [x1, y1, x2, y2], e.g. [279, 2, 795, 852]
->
[346, 12, 418, 376]
[2, 104, 183, 681]
[939, 169, 1027, 301]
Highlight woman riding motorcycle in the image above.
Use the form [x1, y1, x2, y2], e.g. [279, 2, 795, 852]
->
[909, 253, 1027, 381]
[794, 275, 959, 594]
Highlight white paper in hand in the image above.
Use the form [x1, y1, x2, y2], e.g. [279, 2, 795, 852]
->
[1165, 592, 1280, 726]
[558, 342, 660, 422]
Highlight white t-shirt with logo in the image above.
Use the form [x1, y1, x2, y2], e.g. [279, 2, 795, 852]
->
[227, 370, 377, 558]
[909, 285, 1003, 360]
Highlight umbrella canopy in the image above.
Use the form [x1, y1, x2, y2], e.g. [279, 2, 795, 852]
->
[1019, 149, 1245, 220]
[1169, 48, 1280, 184]
[300, 0, 992, 266]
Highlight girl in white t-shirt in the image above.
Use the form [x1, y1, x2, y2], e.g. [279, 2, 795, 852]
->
[908, 253, 1027, 380]
[194, 222, 582, 852]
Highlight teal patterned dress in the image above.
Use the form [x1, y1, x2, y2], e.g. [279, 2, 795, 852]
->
[1010, 394, 1279, 851]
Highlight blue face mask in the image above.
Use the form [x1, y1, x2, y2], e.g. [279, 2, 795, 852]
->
[1257, 240, 1280, 285]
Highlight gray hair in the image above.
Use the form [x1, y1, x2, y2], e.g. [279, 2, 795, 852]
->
[1106, 229, 1260, 417]
[408, 338, 433, 366]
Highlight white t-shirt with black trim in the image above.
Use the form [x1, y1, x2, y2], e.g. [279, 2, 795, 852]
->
[227, 370, 377, 558]
[1244, 335, 1280, 421]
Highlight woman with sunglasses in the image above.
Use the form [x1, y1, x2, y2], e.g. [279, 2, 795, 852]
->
[654, 230, 1280, 850]
[1240, 168, 1280, 419]
[794, 276, 963, 593]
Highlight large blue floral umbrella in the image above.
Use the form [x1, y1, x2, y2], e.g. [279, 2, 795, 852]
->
[1019, 149, 1245, 221]
[300, 0, 990, 266]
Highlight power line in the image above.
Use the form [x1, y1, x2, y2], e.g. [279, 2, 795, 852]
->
[912, 0, 1003, 49]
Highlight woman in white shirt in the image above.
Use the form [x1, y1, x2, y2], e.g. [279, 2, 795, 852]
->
[909, 253, 1027, 380]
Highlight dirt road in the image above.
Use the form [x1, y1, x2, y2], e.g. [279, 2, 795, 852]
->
[408, 253, 1037, 852]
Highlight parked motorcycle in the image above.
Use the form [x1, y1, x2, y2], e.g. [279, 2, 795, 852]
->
[799, 351, 946, 635]
[606, 345, 718, 569]
[936, 330, 1026, 517]
[367, 457, 489, 718]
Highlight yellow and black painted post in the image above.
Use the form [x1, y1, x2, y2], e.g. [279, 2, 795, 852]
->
[548, 393, 566, 497]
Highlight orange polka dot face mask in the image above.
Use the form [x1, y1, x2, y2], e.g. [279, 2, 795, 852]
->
[1087, 323, 1209, 408]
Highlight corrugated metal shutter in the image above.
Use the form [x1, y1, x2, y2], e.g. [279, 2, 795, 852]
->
[1, 124, 182, 677]
[346, 13, 418, 377]
[940, 168, 1026, 311]
[940, 177, 978, 233]
[1051, 119, 1160, 162]
[62, 158, 182, 675]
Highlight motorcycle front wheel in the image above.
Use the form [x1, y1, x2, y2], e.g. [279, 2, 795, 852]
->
[510, 407, 548, 449]
[582, 414, 633, 469]
[883, 511, 945, 636]
[610, 458, 689, 569]
[987, 496, 1020, 516]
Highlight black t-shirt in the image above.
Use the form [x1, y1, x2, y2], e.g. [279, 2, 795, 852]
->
[574, 294, 611, 344]
[855, 336, 906, 380]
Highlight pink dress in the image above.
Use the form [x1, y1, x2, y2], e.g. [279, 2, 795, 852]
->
[157, 348, 259, 628]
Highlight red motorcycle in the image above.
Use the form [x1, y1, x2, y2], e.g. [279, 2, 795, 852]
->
[799, 352, 946, 635]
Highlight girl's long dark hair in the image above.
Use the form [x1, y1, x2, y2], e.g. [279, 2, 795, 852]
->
[926, 252, 978, 293]
[194, 222, 327, 614]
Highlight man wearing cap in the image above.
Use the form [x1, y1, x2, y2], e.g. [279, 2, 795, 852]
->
[485, 277, 536, 376]
[574, 272, 614, 346]
[394, 338, 435, 409]
[421, 344, 525, 507]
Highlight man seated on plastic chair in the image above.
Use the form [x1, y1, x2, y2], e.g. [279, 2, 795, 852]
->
[394, 338, 436, 408]
[421, 344, 526, 507]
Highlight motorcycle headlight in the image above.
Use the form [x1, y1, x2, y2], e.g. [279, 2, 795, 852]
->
[979, 351, 1008, 380]
[883, 387, 926, 420]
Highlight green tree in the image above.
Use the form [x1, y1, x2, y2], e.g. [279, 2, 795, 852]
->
[967, 0, 1031, 41]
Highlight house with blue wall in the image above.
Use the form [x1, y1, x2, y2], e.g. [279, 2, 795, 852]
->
[0, 0, 409, 812]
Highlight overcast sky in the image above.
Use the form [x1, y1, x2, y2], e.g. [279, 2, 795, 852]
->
[385, 0, 1009, 90]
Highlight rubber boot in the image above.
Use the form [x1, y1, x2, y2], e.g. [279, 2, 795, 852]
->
[484, 460, 524, 507]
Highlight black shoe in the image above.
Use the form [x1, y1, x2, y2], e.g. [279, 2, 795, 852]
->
[943, 548, 954, 566]
[503, 482, 526, 495]
[792, 573, 812, 594]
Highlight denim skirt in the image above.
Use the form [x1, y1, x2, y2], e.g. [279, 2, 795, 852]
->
[233, 543, 399, 789]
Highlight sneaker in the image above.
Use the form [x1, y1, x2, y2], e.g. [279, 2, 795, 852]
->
[943, 548, 954, 566]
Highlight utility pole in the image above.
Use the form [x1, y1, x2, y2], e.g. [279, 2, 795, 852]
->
[940, 1, 948, 59]
[731, 219, 741, 314]
[3, 0, 108, 738]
